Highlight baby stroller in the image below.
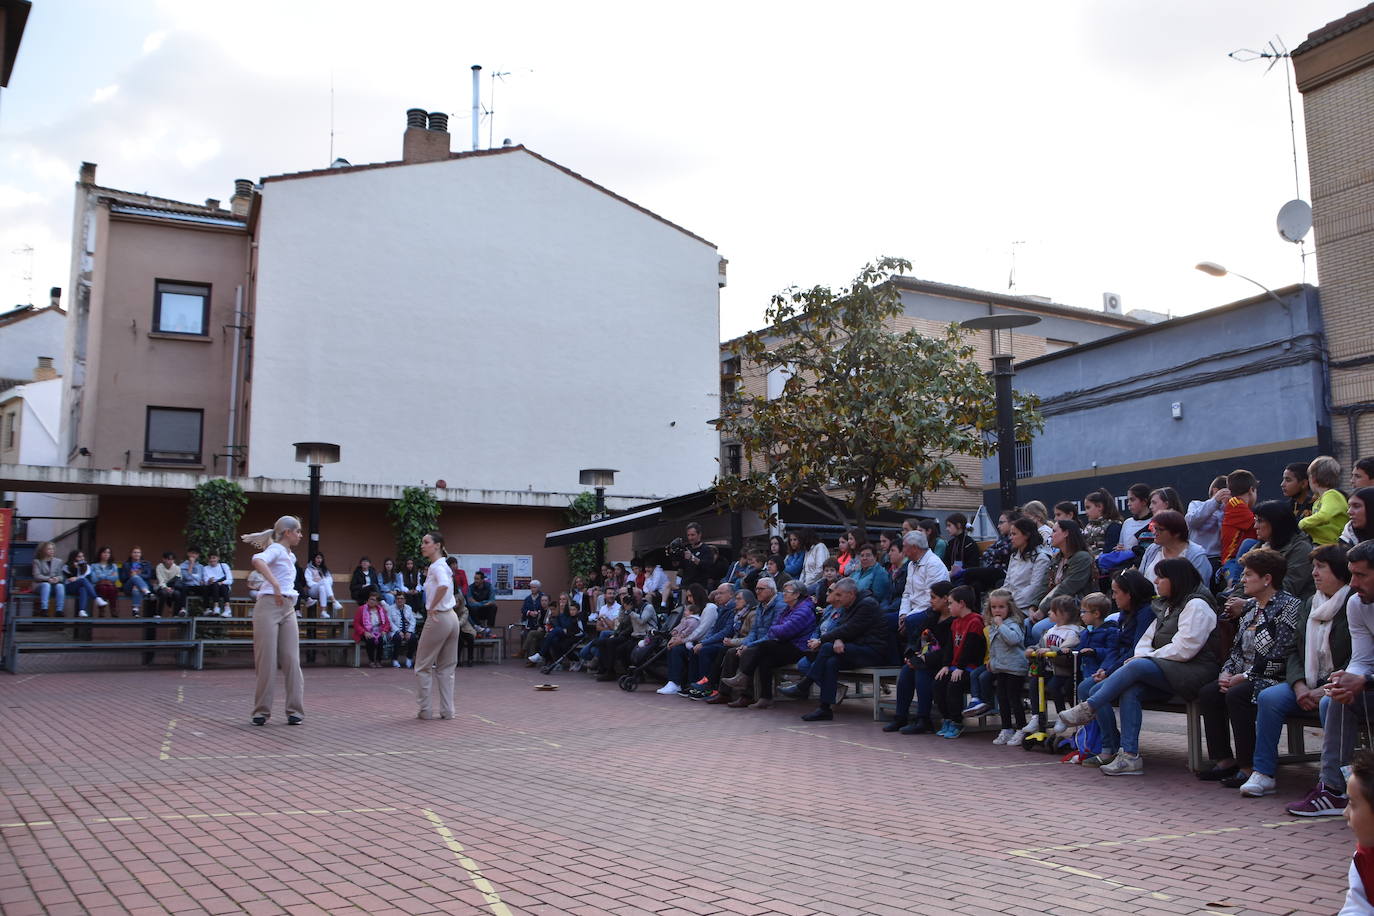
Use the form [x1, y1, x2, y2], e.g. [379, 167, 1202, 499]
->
[617, 609, 681, 692]
[540, 630, 596, 676]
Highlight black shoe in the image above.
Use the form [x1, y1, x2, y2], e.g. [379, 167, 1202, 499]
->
[287, 715, 303, 725]
[801, 706, 833, 722]
[882, 719, 909, 733]
[251, 715, 267, 726]
[1198, 764, 1239, 782]
[778, 682, 811, 700]
[1219, 771, 1249, 789]
[900, 719, 934, 735]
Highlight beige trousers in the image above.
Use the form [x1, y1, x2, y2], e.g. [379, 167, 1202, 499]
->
[252, 595, 305, 720]
[415, 609, 459, 718]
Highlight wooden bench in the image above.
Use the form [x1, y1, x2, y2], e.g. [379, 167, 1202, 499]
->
[473, 637, 502, 664]
[1140, 698, 1321, 773]
[771, 665, 903, 720]
[3, 616, 200, 673]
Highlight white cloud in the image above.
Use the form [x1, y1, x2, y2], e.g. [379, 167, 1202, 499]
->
[91, 84, 120, 104]
[142, 30, 167, 54]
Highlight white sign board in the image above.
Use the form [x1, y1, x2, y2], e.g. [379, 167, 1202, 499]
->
[453, 554, 534, 601]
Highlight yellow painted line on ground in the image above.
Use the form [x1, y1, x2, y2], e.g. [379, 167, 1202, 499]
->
[0, 807, 398, 831]
[159, 718, 177, 760]
[422, 808, 512, 916]
[164, 745, 544, 761]
[468, 713, 561, 749]
[1009, 849, 1173, 901]
[12, 674, 40, 684]
[1009, 816, 1333, 857]
[781, 725, 1058, 770]
[175, 686, 184, 704]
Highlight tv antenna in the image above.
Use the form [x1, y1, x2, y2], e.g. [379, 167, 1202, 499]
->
[1007, 240, 1026, 291]
[486, 68, 533, 150]
[11, 244, 34, 304]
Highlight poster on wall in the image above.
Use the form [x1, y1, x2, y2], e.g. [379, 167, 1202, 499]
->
[453, 554, 533, 600]
[0, 508, 12, 623]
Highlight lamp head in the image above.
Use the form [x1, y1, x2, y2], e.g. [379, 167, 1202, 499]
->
[1194, 261, 1228, 278]
[293, 441, 341, 466]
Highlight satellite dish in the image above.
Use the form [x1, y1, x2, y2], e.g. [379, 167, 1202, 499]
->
[1277, 199, 1312, 244]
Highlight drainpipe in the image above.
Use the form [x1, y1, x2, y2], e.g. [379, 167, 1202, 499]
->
[226, 284, 243, 478]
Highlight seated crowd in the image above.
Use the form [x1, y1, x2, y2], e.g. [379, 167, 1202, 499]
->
[524, 456, 1374, 821]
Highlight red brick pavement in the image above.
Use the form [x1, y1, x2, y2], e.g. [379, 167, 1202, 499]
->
[0, 661, 1352, 914]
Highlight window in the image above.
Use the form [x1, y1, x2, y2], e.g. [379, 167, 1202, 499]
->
[153, 280, 210, 336]
[1015, 440, 1034, 479]
[766, 363, 794, 400]
[145, 407, 203, 464]
[723, 443, 742, 476]
[3, 411, 15, 449]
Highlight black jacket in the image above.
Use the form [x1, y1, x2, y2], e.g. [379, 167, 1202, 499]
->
[820, 594, 887, 653]
[350, 567, 380, 601]
[944, 533, 982, 571]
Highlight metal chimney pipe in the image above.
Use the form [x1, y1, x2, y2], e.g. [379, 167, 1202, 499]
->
[471, 65, 482, 151]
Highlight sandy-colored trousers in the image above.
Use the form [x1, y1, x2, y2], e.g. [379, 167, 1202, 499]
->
[415, 609, 459, 718]
[252, 595, 305, 720]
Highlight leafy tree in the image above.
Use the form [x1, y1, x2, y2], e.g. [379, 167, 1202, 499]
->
[566, 491, 598, 582]
[713, 256, 1042, 544]
[184, 478, 248, 559]
[388, 486, 442, 561]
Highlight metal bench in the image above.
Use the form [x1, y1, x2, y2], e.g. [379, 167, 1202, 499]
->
[473, 637, 502, 664]
[772, 664, 904, 720]
[1139, 698, 1321, 773]
[193, 638, 360, 669]
[3, 616, 201, 672]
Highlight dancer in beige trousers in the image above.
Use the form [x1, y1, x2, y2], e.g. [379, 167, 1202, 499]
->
[415, 531, 460, 719]
[242, 517, 305, 726]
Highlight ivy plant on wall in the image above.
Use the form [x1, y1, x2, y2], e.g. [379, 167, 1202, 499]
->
[184, 478, 249, 558]
[566, 491, 598, 582]
[389, 486, 442, 562]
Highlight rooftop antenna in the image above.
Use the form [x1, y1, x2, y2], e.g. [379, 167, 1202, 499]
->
[1229, 35, 1310, 280]
[486, 68, 533, 151]
[11, 244, 33, 304]
[328, 71, 336, 165]
[1007, 240, 1025, 291]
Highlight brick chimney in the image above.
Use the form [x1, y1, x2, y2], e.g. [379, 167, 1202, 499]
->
[79, 162, 97, 185]
[33, 357, 57, 381]
[402, 108, 451, 164]
[230, 179, 253, 218]
[49, 287, 61, 310]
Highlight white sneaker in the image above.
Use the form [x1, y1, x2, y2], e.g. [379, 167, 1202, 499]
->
[94, 597, 108, 608]
[222, 606, 233, 617]
[528, 654, 542, 663]
[656, 682, 681, 695]
[392, 660, 401, 668]
[992, 728, 1015, 745]
[1023, 714, 1041, 733]
[332, 600, 343, 611]
[406, 658, 414, 668]
[1101, 751, 1144, 777]
[77, 610, 89, 618]
[319, 610, 331, 619]
[1239, 772, 1277, 797]
[1007, 729, 1025, 747]
[177, 608, 188, 617]
[305, 597, 317, 607]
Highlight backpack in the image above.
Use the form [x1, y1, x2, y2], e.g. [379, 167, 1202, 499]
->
[1072, 719, 1103, 756]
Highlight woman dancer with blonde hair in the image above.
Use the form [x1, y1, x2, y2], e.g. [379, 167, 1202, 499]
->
[242, 516, 306, 726]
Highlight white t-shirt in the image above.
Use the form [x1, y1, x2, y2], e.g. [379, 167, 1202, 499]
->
[425, 558, 455, 611]
[253, 542, 297, 598]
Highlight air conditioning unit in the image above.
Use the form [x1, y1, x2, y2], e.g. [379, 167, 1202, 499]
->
[1103, 292, 1123, 315]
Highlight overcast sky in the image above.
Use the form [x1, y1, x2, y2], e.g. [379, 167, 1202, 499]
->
[0, 0, 1357, 339]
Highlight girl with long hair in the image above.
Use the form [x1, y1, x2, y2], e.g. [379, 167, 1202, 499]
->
[242, 517, 306, 725]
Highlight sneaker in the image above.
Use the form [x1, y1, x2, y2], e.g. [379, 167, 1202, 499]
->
[527, 654, 542, 664]
[900, 719, 934, 735]
[177, 608, 189, 617]
[1023, 714, 1041, 734]
[656, 682, 681, 695]
[77, 610, 89, 618]
[406, 658, 414, 668]
[392, 660, 402, 668]
[287, 715, 303, 726]
[1101, 751, 1144, 776]
[992, 728, 1015, 745]
[1286, 783, 1348, 817]
[319, 610, 331, 619]
[94, 597, 108, 608]
[963, 698, 990, 717]
[222, 607, 234, 617]
[332, 600, 343, 612]
[1006, 729, 1025, 747]
[943, 721, 965, 739]
[1081, 752, 1116, 767]
[251, 715, 267, 726]
[934, 722, 952, 738]
[1055, 700, 1095, 729]
[1239, 772, 1277, 797]
[306, 597, 317, 607]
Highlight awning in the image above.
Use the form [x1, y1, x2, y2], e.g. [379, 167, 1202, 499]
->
[543, 506, 664, 548]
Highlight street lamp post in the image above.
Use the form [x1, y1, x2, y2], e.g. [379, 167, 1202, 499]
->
[959, 314, 1041, 515]
[1194, 262, 1289, 309]
[579, 468, 618, 575]
[294, 442, 341, 556]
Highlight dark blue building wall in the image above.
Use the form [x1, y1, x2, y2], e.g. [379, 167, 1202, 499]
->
[982, 285, 1329, 514]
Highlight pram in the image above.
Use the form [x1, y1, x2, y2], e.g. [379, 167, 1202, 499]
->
[539, 628, 596, 676]
[617, 610, 681, 692]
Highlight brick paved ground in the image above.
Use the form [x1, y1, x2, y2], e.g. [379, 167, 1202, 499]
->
[0, 658, 1352, 915]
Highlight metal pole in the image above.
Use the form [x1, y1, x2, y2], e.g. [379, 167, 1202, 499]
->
[593, 485, 606, 575]
[993, 354, 1018, 513]
[308, 463, 322, 556]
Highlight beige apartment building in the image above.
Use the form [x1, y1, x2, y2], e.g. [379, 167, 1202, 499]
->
[719, 278, 1145, 526]
[1295, 5, 1374, 467]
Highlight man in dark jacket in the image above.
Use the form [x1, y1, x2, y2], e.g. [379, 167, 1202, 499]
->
[467, 571, 497, 628]
[782, 577, 887, 721]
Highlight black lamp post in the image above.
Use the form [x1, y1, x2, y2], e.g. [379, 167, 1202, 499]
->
[579, 468, 618, 575]
[294, 442, 341, 556]
[958, 314, 1040, 514]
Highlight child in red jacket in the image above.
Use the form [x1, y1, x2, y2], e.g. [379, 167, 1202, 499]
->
[933, 585, 988, 739]
[1220, 468, 1258, 564]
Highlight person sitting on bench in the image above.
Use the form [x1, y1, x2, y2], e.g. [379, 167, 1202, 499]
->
[781, 576, 888, 721]
[467, 571, 498, 628]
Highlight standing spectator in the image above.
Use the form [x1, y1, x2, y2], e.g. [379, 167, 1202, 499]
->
[353, 590, 392, 668]
[1283, 461, 1315, 521]
[984, 588, 1029, 745]
[1197, 548, 1301, 790]
[1081, 490, 1123, 559]
[242, 516, 306, 726]
[62, 549, 97, 618]
[31, 541, 65, 617]
[1185, 476, 1230, 571]
[1286, 540, 1374, 816]
[153, 552, 182, 616]
[1220, 469, 1260, 566]
[1344, 488, 1374, 548]
[202, 551, 234, 617]
[467, 570, 497, 628]
[120, 546, 153, 616]
[678, 522, 719, 593]
[306, 553, 344, 617]
[388, 590, 420, 668]
[1301, 455, 1351, 547]
[400, 558, 425, 626]
[177, 547, 206, 616]
[88, 546, 120, 616]
[1247, 545, 1351, 799]
[415, 532, 460, 720]
[349, 557, 381, 605]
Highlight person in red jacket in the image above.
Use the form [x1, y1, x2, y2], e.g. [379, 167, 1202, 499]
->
[933, 585, 989, 739]
[1220, 469, 1259, 564]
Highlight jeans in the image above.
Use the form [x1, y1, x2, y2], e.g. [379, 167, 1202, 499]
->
[808, 642, 885, 706]
[1320, 691, 1374, 790]
[667, 643, 691, 685]
[66, 577, 97, 612]
[581, 631, 613, 661]
[1026, 617, 1054, 647]
[1252, 682, 1302, 777]
[36, 581, 65, 613]
[1086, 658, 1172, 755]
[690, 645, 723, 683]
[742, 639, 803, 699]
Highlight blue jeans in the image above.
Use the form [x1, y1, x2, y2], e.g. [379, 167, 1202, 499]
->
[36, 581, 65, 613]
[969, 665, 993, 703]
[667, 643, 691, 685]
[66, 577, 97, 612]
[580, 631, 612, 661]
[1026, 617, 1054, 647]
[1252, 682, 1302, 777]
[809, 643, 885, 705]
[691, 645, 723, 683]
[1086, 658, 1172, 755]
[892, 662, 936, 722]
[125, 574, 150, 602]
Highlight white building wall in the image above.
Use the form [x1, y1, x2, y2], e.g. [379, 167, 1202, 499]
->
[249, 150, 722, 500]
[3, 376, 65, 543]
[0, 310, 65, 380]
